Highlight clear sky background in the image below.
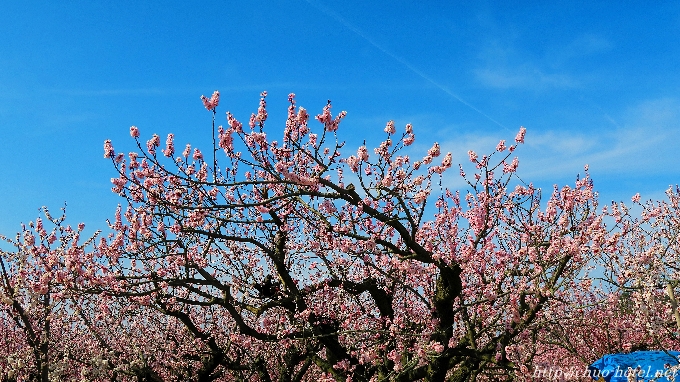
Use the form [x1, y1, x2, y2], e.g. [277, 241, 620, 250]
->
[1, 1, 679, 236]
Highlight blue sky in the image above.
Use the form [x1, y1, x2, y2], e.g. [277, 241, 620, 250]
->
[1, 1, 679, 236]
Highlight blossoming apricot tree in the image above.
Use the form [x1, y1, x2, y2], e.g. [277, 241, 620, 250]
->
[92, 91, 613, 381]
[0, 207, 101, 381]
[600, 188, 680, 350]
[526, 188, 680, 379]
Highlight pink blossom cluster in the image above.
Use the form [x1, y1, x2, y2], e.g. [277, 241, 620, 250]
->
[200, 90, 220, 111]
[315, 101, 347, 132]
[163, 133, 174, 157]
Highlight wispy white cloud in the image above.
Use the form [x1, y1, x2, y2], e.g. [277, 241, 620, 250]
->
[627, 98, 679, 127]
[550, 34, 613, 64]
[433, 98, 680, 192]
[519, 126, 669, 178]
[473, 34, 611, 91]
[474, 66, 578, 90]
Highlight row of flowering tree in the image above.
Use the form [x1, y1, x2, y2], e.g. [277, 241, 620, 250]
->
[1, 90, 678, 381]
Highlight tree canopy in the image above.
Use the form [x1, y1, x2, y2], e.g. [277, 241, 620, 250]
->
[1, 91, 678, 382]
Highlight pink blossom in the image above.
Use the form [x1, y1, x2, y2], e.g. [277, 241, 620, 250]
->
[169, 223, 181, 234]
[357, 146, 369, 161]
[428, 142, 441, 158]
[514, 126, 526, 143]
[23, 231, 35, 246]
[315, 102, 346, 132]
[413, 189, 430, 204]
[345, 156, 360, 172]
[274, 161, 287, 173]
[632, 193, 641, 203]
[441, 152, 452, 169]
[468, 150, 478, 163]
[193, 148, 203, 161]
[248, 113, 257, 129]
[256, 91, 268, 123]
[333, 359, 351, 371]
[128, 152, 139, 167]
[374, 139, 392, 159]
[251, 132, 267, 147]
[200, 90, 220, 111]
[296, 106, 309, 125]
[210, 90, 219, 107]
[226, 112, 243, 133]
[146, 134, 160, 155]
[405, 123, 413, 134]
[103, 140, 114, 158]
[381, 175, 393, 187]
[431, 342, 445, 353]
[130, 125, 140, 138]
[201, 95, 212, 110]
[496, 140, 506, 152]
[218, 126, 234, 152]
[384, 120, 396, 134]
[503, 157, 519, 173]
[163, 133, 175, 157]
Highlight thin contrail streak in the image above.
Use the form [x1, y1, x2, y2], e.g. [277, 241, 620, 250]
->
[304, 0, 510, 132]
[579, 95, 622, 129]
